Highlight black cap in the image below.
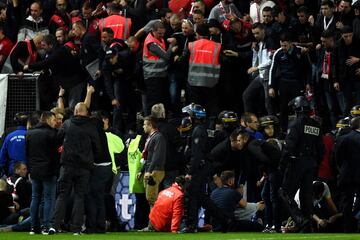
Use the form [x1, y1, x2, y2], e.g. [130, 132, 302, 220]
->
[208, 19, 221, 29]
[341, 25, 353, 34]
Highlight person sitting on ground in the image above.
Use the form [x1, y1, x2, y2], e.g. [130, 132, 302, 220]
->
[146, 175, 186, 232]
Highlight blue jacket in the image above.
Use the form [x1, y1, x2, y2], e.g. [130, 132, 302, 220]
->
[0, 126, 27, 176]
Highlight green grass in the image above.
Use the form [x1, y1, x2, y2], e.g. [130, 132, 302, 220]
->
[1, 232, 360, 240]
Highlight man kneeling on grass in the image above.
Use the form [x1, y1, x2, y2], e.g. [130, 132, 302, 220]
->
[145, 176, 185, 233]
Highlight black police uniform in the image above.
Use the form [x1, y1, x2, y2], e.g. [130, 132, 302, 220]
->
[336, 129, 360, 232]
[183, 123, 228, 231]
[279, 114, 323, 228]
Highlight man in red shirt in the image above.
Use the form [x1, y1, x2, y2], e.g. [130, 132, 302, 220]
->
[148, 176, 185, 233]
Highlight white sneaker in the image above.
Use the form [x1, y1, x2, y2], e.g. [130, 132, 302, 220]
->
[48, 227, 56, 235]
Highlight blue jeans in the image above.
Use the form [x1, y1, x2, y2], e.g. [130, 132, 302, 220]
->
[324, 91, 345, 128]
[30, 176, 57, 228]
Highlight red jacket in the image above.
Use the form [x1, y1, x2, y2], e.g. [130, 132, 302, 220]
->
[149, 183, 184, 232]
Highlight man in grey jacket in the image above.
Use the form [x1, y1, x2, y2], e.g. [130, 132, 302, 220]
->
[138, 116, 166, 208]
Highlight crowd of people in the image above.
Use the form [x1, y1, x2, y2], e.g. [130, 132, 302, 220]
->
[1, 0, 360, 235]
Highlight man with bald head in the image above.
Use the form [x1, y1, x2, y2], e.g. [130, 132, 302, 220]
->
[49, 102, 102, 235]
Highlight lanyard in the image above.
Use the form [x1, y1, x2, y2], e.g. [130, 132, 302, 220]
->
[323, 16, 334, 30]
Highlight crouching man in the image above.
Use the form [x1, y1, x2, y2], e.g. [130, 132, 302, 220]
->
[148, 176, 185, 233]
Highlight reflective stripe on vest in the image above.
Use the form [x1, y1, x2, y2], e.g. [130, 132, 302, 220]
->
[142, 33, 168, 79]
[188, 39, 221, 87]
[100, 15, 132, 40]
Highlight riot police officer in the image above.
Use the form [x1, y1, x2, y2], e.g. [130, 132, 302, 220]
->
[180, 103, 229, 233]
[279, 96, 324, 232]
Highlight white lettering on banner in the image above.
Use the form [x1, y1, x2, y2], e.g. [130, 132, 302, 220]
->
[304, 125, 320, 136]
[0, 74, 8, 136]
[119, 194, 133, 221]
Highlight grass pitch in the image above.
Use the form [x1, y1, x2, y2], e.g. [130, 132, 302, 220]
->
[0, 232, 360, 240]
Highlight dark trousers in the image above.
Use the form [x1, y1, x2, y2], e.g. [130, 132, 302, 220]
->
[279, 159, 315, 225]
[261, 170, 281, 230]
[144, 77, 169, 115]
[134, 193, 150, 230]
[184, 164, 227, 229]
[113, 79, 137, 137]
[51, 166, 90, 232]
[340, 184, 360, 232]
[187, 85, 219, 117]
[278, 81, 303, 132]
[85, 165, 112, 233]
[243, 76, 274, 115]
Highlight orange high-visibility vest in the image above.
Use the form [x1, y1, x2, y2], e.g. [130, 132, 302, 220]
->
[99, 15, 132, 40]
[188, 39, 221, 87]
[142, 32, 168, 79]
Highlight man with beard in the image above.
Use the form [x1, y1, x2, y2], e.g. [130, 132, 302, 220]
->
[49, 0, 71, 35]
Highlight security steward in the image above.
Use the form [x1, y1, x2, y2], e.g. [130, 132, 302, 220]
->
[278, 96, 323, 232]
[98, 3, 132, 40]
[186, 23, 221, 117]
[142, 21, 174, 115]
[181, 103, 229, 233]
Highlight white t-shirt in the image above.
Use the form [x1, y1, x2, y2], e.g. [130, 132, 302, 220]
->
[295, 181, 331, 208]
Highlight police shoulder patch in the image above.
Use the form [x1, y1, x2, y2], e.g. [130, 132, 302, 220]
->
[304, 125, 320, 136]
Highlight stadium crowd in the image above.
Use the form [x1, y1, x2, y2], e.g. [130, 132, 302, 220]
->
[1, 0, 360, 235]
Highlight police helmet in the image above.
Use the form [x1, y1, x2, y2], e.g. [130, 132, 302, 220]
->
[178, 116, 193, 133]
[182, 103, 206, 120]
[259, 115, 279, 127]
[288, 96, 310, 112]
[350, 105, 360, 117]
[218, 110, 239, 128]
[336, 118, 350, 129]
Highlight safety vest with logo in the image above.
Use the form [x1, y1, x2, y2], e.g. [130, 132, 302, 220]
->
[188, 39, 221, 88]
[142, 33, 167, 80]
[50, 14, 71, 31]
[99, 15, 132, 40]
[127, 135, 145, 193]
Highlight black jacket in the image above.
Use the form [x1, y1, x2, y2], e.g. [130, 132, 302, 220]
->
[29, 46, 87, 89]
[60, 116, 102, 170]
[189, 124, 208, 175]
[269, 46, 311, 89]
[284, 114, 323, 164]
[156, 119, 183, 172]
[26, 123, 62, 180]
[80, 32, 100, 67]
[248, 139, 281, 173]
[210, 137, 242, 182]
[337, 38, 360, 85]
[336, 130, 360, 185]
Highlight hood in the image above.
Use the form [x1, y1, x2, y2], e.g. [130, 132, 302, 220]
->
[70, 115, 90, 126]
[26, 15, 44, 23]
